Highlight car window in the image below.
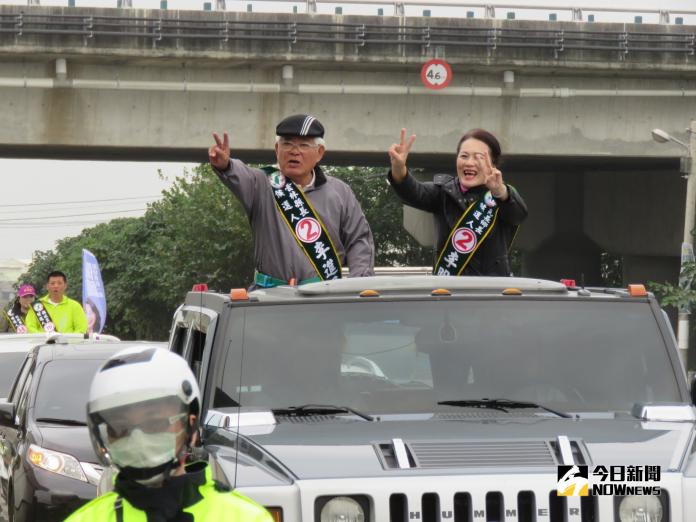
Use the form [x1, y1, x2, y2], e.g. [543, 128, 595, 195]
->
[33, 359, 105, 423]
[8, 356, 33, 404]
[217, 299, 681, 413]
[170, 325, 188, 356]
[0, 352, 29, 398]
[15, 371, 34, 422]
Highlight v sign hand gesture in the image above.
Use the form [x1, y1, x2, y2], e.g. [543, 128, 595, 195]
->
[388, 128, 416, 184]
[209, 132, 231, 171]
[482, 152, 508, 200]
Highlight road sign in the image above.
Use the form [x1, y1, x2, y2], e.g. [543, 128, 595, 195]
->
[420, 59, 452, 90]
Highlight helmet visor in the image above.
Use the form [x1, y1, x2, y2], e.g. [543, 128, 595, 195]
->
[92, 396, 187, 445]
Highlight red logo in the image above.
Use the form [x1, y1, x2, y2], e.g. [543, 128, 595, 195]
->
[295, 217, 321, 243]
[452, 228, 477, 253]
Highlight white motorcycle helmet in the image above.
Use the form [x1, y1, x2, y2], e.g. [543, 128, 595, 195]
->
[87, 346, 201, 483]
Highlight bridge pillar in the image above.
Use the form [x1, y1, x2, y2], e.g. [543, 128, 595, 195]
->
[522, 170, 603, 285]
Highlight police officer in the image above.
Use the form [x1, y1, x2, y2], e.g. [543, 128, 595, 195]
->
[209, 114, 375, 288]
[65, 347, 274, 521]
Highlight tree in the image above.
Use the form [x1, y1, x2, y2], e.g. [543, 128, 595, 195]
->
[326, 166, 432, 266]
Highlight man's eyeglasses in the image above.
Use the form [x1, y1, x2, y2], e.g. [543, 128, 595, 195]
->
[278, 140, 320, 152]
[104, 412, 188, 439]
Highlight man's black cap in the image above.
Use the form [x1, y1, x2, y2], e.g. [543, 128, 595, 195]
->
[276, 114, 325, 138]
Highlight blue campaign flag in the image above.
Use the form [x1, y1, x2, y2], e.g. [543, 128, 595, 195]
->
[82, 249, 107, 334]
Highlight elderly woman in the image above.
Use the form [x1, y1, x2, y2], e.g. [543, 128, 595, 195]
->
[388, 128, 528, 276]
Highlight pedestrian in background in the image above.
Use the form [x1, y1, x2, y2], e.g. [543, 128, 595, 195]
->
[0, 284, 37, 333]
[25, 271, 87, 334]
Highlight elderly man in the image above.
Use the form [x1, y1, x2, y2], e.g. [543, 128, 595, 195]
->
[209, 114, 374, 287]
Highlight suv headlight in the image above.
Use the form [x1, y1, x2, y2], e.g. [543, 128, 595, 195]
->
[317, 496, 368, 522]
[28, 444, 87, 483]
[619, 495, 663, 522]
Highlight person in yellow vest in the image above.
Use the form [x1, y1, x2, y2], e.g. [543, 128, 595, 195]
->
[65, 347, 274, 521]
[25, 271, 88, 334]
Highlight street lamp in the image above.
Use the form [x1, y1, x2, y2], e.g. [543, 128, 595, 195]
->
[652, 122, 696, 373]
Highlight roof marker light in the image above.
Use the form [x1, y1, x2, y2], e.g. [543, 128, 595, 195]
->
[359, 289, 380, 298]
[192, 283, 208, 292]
[431, 288, 452, 296]
[230, 288, 249, 301]
[628, 284, 647, 297]
[560, 279, 576, 288]
[502, 288, 523, 296]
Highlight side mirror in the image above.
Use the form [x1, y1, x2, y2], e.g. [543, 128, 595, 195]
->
[0, 401, 16, 428]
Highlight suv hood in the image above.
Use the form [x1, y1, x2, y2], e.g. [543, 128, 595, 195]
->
[209, 415, 694, 481]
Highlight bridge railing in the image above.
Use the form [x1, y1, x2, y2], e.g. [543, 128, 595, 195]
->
[1, 11, 695, 57]
[2, 0, 696, 25]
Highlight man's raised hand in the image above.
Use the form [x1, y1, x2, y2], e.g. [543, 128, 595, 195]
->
[388, 128, 416, 183]
[209, 132, 231, 171]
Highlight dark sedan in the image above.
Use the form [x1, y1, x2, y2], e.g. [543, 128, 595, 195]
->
[0, 340, 163, 521]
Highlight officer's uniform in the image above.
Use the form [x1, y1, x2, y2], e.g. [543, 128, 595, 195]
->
[214, 114, 375, 286]
[65, 462, 274, 521]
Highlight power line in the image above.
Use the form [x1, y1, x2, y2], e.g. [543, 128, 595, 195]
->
[0, 195, 161, 208]
[0, 200, 159, 215]
[0, 221, 110, 228]
[0, 209, 146, 223]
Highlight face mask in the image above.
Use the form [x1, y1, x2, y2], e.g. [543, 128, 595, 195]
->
[107, 428, 181, 470]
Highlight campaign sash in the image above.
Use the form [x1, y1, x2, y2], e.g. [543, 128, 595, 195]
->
[263, 167, 342, 281]
[434, 191, 500, 276]
[32, 301, 56, 333]
[4, 309, 27, 333]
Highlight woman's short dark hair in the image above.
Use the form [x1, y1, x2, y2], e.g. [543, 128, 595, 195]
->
[456, 129, 502, 166]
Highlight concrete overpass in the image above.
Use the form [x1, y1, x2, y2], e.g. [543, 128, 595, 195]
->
[1, 5, 695, 288]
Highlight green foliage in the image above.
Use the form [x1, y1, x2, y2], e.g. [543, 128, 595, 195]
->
[326, 166, 432, 267]
[649, 261, 696, 312]
[18, 164, 425, 340]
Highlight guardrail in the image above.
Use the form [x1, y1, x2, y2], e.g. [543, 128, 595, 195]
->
[7, 0, 696, 24]
[1, 11, 694, 57]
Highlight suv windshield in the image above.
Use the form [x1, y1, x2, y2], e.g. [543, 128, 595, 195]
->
[34, 359, 105, 423]
[214, 299, 681, 414]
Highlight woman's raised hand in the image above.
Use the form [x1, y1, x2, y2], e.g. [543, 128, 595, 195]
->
[482, 152, 507, 200]
[388, 128, 416, 182]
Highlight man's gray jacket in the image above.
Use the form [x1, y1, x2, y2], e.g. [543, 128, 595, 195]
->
[215, 159, 375, 282]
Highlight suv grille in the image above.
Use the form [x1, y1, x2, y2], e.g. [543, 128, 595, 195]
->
[410, 441, 557, 468]
[388, 491, 599, 522]
[376, 439, 589, 469]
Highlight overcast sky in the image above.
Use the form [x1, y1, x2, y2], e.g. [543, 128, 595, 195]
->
[1, 0, 694, 260]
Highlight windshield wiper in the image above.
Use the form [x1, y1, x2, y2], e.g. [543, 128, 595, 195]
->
[272, 404, 375, 422]
[35, 417, 88, 426]
[437, 398, 572, 419]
